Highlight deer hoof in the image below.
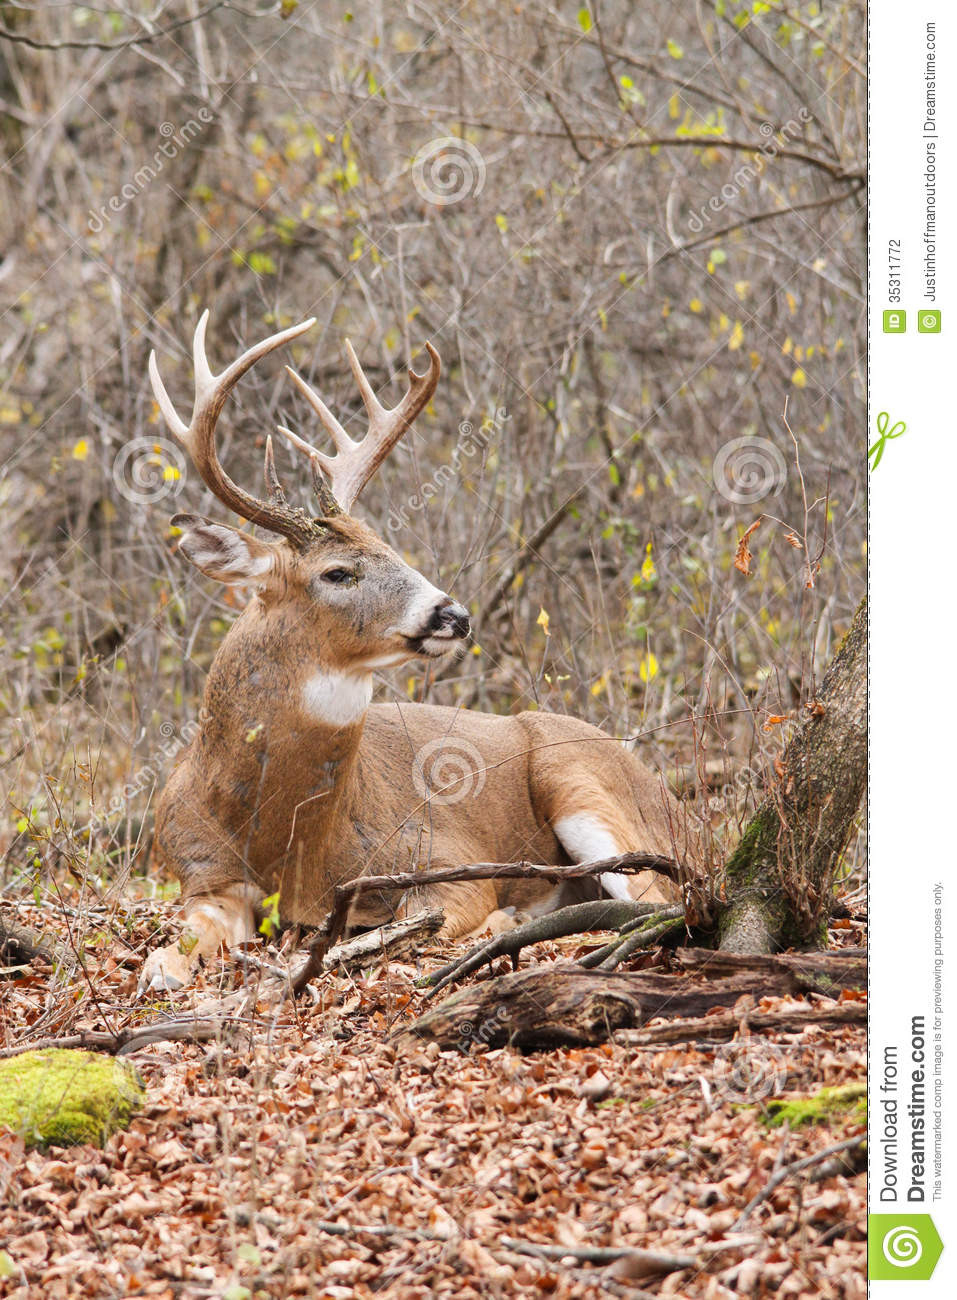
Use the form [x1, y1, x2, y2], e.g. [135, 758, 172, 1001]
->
[467, 908, 519, 939]
[139, 948, 191, 993]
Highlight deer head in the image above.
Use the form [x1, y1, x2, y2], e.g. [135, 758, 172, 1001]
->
[148, 313, 470, 694]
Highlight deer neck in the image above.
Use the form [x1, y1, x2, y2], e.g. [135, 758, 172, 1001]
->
[199, 601, 370, 819]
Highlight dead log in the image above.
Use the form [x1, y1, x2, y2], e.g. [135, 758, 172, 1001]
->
[399, 957, 864, 1051]
[0, 915, 53, 968]
[672, 946, 865, 996]
[614, 1002, 865, 1048]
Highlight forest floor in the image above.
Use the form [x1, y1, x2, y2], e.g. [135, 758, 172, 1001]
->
[1, 895, 866, 1299]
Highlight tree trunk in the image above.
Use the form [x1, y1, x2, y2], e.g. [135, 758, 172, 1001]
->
[718, 597, 867, 954]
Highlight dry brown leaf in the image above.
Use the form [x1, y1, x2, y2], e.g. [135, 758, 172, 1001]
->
[734, 519, 762, 576]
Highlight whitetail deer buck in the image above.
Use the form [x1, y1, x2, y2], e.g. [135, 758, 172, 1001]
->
[141, 312, 690, 990]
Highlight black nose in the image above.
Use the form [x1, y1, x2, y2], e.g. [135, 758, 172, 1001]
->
[431, 599, 470, 638]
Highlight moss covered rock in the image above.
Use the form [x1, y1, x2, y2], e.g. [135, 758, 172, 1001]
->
[766, 1082, 866, 1129]
[0, 1049, 144, 1149]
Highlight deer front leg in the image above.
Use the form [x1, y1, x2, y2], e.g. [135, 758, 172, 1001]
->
[399, 879, 507, 940]
[139, 884, 258, 992]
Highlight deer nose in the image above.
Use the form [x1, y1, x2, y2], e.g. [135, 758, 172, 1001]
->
[431, 598, 470, 639]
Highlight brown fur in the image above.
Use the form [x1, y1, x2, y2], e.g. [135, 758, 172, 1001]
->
[142, 519, 693, 987]
[141, 339, 696, 986]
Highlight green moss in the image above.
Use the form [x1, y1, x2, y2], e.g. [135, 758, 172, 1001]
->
[765, 1082, 866, 1129]
[0, 1049, 144, 1149]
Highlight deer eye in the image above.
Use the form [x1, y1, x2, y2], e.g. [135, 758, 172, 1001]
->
[321, 568, 357, 586]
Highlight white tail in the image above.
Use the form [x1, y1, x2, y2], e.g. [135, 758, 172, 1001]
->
[141, 312, 690, 990]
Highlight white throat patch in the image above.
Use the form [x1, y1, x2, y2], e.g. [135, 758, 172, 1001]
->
[301, 670, 372, 728]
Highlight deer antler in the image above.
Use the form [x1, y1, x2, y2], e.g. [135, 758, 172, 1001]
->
[148, 310, 331, 548]
[277, 339, 441, 513]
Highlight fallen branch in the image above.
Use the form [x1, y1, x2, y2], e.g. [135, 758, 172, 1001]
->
[499, 1233, 761, 1276]
[292, 908, 444, 994]
[308, 851, 683, 973]
[325, 908, 444, 970]
[0, 1016, 259, 1059]
[731, 1135, 866, 1230]
[500, 1237, 696, 1273]
[614, 1001, 866, 1048]
[422, 900, 671, 997]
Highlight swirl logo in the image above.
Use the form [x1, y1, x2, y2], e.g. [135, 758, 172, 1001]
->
[412, 737, 486, 805]
[112, 437, 186, 505]
[412, 137, 486, 206]
[713, 436, 786, 505]
[712, 1040, 785, 1104]
[882, 1226, 922, 1268]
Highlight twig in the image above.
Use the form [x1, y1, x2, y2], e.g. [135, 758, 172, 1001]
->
[731, 1135, 866, 1231]
[595, 914, 686, 971]
[482, 494, 583, 622]
[499, 1234, 760, 1275]
[500, 1238, 695, 1271]
[0, 1015, 259, 1059]
[577, 907, 686, 969]
[0, 2, 229, 52]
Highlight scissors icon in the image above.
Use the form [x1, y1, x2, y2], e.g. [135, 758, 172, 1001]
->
[868, 411, 906, 470]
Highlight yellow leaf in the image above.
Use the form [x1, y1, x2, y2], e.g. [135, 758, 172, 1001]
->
[590, 672, 608, 697]
[638, 652, 658, 683]
[733, 280, 750, 300]
[641, 543, 656, 583]
[72, 439, 89, 461]
[689, 298, 703, 313]
[537, 607, 551, 637]
[782, 336, 793, 356]
[728, 320, 744, 351]
[0, 407, 20, 425]
[495, 213, 508, 233]
[791, 367, 807, 388]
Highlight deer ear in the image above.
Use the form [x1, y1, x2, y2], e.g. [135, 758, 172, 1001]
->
[171, 514, 279, 585]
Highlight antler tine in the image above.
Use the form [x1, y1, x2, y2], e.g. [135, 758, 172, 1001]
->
[284, 366, 359, 454]
[148, 311, 323, 548]
[280, 340, 441, 513]
[263, 435, 286, 503]
[275, 423, 342, 517]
